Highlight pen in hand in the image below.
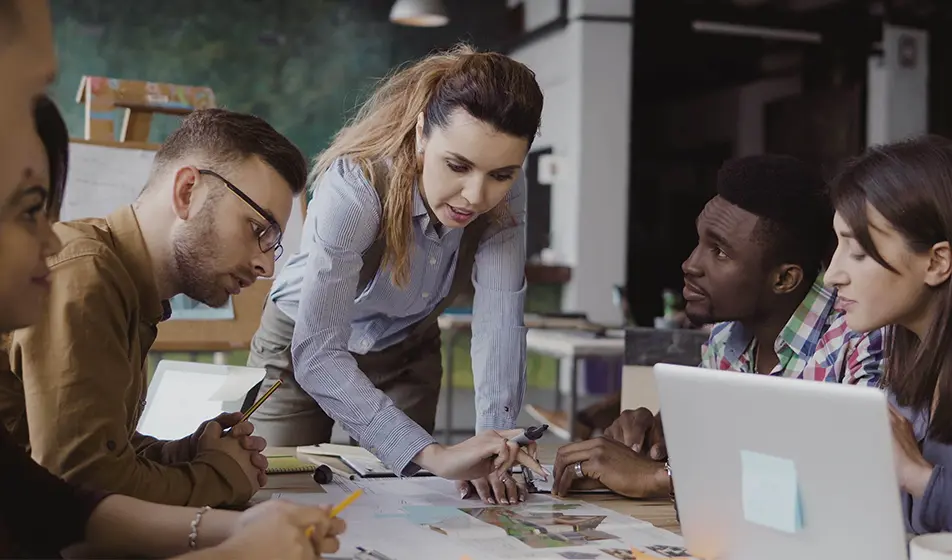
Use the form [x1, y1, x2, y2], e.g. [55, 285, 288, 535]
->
[507, 425, 550, 482]
[510, 424, 549, 447]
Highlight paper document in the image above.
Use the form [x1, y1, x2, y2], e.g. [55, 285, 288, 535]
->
[137, 361, 265, 440]
[297, 443, 431, 477]
[272, 476, 691, 559]
[298, 443, 380, 461]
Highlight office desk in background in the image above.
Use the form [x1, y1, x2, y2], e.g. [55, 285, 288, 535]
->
[436, 315, 623, 443]
[523, 328, 625, 441]
[621, 327, 709, 414]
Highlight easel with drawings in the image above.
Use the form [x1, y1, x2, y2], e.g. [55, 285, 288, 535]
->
[66, 75, 306, 358]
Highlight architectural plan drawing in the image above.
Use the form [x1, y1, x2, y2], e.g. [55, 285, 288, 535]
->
[271, 475, 692, 559]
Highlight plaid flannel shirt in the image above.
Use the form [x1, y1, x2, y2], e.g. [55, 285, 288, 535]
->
[700, 274, 884, 385]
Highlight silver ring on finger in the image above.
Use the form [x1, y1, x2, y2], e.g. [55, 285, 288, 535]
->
[573, 461, 585, 479]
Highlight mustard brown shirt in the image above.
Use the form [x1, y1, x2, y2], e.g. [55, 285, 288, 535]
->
[0, 205, 253, 507]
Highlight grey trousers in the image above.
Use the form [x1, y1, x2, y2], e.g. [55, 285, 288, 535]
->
[246, 299, 443, 446]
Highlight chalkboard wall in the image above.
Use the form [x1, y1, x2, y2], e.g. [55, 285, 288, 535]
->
[49, 0, 513, 159]
[50, 0, 569, 391]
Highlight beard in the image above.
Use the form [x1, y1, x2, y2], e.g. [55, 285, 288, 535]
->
[171, 205, 230, 308]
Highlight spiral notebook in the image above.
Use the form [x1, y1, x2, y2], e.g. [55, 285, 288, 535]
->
[266, 455, 317, 474]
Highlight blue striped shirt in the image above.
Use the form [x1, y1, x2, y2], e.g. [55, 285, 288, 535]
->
[270, 158, 528, 475]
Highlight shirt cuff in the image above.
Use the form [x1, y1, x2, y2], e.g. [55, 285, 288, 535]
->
[360, 404, 437, 477]
[476, 414, 520, 434]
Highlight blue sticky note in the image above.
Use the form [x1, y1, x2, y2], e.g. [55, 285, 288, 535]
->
[399, 506, 469, 525]
[740, 450, 804, 533]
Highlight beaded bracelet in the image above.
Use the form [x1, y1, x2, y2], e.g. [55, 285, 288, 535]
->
[188, 505, 212, 550]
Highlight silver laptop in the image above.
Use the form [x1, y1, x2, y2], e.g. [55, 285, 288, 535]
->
[654, 363, 907, 560]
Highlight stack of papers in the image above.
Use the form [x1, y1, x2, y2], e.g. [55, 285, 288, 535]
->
[297, 443, 432, 477]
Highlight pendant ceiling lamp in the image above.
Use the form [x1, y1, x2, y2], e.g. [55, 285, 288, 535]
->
[389, 0, 449, 27]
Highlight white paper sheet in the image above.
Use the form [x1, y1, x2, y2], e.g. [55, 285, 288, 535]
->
[298, 443, 381, 461]
[297, 443, 432, 477]
[271, 477, 690, 559]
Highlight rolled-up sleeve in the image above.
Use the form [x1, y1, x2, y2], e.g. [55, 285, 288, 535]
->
[470, 172, 528, 433]
[291, 160, 436, 475]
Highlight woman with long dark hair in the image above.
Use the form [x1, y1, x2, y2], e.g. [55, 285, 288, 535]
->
[826, 134, 952, 534]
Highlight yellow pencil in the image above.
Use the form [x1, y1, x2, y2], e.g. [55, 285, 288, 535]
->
[304, 489, 363, 540]
[330, 489, 363, 517]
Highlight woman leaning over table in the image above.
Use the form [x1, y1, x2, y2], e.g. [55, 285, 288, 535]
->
[247, 43, 546, 506]
[0, 96, 344, 560]
[826, 134, 952, 534]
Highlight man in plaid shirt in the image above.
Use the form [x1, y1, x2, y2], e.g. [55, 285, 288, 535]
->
[699, 273, 882, 384]
[549, 154, 884, 499]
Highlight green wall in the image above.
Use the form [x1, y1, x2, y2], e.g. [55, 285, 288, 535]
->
[53, 0, 563, 388]
[49, 0, 513, 156]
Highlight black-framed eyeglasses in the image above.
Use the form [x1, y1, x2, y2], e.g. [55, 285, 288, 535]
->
[198, 169, 284, 261]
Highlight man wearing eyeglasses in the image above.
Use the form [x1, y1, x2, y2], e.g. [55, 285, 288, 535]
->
[0, 108, 307, 508]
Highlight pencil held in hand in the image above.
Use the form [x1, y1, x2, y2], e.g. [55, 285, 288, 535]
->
[241, 379, 282, 421]
[330, 489, 363, 517]
[305, 489, 363, 540]
[222, 380, 282, 437]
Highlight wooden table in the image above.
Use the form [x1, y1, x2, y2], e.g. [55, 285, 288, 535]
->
[258, 445, 680, 535]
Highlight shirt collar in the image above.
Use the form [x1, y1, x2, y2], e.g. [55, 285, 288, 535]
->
[412, 183, 454, 240]
[777, 273, 836, 358]
[105, 205, 170, 325]
[723, 273, 835, 361]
